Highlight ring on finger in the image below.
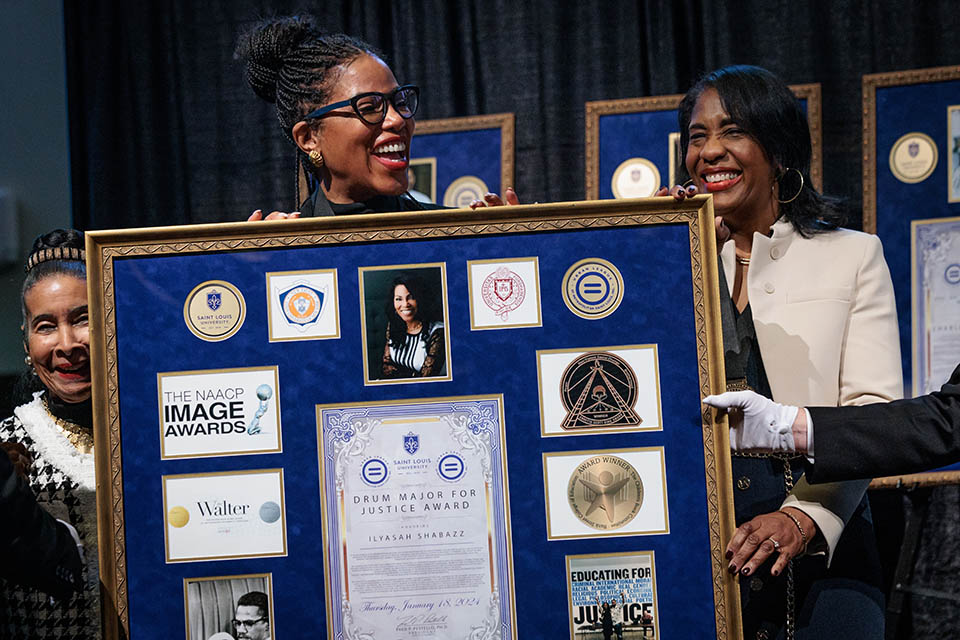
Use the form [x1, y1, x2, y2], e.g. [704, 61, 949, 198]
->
[769, 538, 781, 551]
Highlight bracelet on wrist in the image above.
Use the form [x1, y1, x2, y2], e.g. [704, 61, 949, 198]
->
[779, 509, 808, 553]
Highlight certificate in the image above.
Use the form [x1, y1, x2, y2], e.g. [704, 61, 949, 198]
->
[317, 396, 514, 639]
[913, 216, 960, 395]
[162, 469, 287, 562]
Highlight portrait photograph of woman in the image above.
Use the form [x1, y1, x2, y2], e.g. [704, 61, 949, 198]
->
[359, 264, 451, 384]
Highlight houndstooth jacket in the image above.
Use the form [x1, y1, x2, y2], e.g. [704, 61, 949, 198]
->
[0, 392, 100, 639]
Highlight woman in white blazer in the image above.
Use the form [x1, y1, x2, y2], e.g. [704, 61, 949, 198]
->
[679, 66, 901, 640]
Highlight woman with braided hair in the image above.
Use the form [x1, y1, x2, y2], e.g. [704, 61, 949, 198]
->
[236, 15, 444, 218]
[0, 229, 99, 638]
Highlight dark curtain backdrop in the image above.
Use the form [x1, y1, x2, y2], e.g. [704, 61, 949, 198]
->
[63, 1, 960, 637]
[64, 0, 960, 229]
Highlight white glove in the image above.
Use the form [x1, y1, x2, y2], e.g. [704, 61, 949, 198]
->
[703, 390, 798, 453]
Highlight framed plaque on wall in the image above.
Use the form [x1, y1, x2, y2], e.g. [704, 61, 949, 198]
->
[585, 85, 823, 201]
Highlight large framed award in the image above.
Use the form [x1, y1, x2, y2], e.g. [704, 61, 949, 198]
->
[409, 113, 514, 207]
[584, 85, 823, 200]
[88, 197, 740, 639]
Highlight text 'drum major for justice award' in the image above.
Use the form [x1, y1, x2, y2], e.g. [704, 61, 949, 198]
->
[317, 396, 515, 639]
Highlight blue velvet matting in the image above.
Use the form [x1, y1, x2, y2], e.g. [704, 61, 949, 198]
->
[410, 127, 502, 201]
[874, 79, 960, 392]
[111, 221, 724, 638]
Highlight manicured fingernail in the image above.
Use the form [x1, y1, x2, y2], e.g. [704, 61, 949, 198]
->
[725, 549, 733, 560]
[741, 567, 751, 576]
[772, 569, 780, 577]
[727, 563, 737, 573]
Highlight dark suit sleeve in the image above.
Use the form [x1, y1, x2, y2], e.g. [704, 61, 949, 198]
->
[0, 451, 83, 598]
[807, 364, 960, 483]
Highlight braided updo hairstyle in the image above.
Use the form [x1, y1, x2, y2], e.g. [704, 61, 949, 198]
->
[235, 16, 382, 141]
[22, 228, 86, 318]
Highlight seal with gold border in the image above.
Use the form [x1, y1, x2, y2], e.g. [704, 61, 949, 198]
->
[567, 454, 643, 530]
[183, 280, 246, 342]
[443, 175, 490, 208]
[889, 132, 937, 184]
[562, 258, 624, 319]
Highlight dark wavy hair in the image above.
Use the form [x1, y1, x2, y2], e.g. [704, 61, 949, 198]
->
[384, 274, 436, 347]
[236, 591, 269, 621]
[678, 65, 844, 236]
[17, 229, 87, 402]
[234, 15, 382, 199]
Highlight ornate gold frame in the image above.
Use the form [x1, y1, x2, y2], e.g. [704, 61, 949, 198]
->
[861, 66, 960, 489]
[585, 84, 823, 200]
[86, 196, 736, 638]
[414, 112, 515, 192]
[861, 65, 960, 233]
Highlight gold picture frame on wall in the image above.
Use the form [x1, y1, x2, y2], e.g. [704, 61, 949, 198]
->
[861, 65, 960, 489]
[412, 112, 515, 206]
[584, 84, 823, 200]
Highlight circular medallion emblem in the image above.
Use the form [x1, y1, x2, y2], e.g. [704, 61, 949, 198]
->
[567, 455, 643, 530]
[481, 266, 526, 320]
[443, 175, 490, 208]
[611, 157, 661, 199]
[361, 457, 389, 487]
[259, 501, 282, 524]
[562, 258, 624, 319]
[437, 453, 466, 482]
[281, 285, 322, 326]
[889, 132, 938, 184]
[183, 280, 246, 342]
[560, 351, 642, 429]
[946, 264, 960, 285]
[168, 505, 190, 528]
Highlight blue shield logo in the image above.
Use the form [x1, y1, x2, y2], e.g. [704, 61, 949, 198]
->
[403, 433, 420, 455]
[206, 291, 222, 311]
[278, 284, 324, 327]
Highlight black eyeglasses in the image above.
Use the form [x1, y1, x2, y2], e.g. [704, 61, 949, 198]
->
[303, 85, 420, 125]
[232, 617, 267, 629]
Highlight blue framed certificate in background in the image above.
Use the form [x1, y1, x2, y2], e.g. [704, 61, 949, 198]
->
[409, 113, 514, 207]
[862, 65, 960, 397]
[584, 85, 822, 200]
[870, 215, 960, 488]
[88, 197, 739, 639]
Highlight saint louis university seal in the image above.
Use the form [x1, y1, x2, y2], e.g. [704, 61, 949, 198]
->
[567, 455, 643, 530]
[183, 280, 246, 342]
[481, 266, 526, 320]
[560, 351, 642, 429]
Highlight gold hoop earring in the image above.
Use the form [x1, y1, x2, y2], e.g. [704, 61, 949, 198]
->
[776, 167, 803, 204]
[308, 149, 324, 168]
